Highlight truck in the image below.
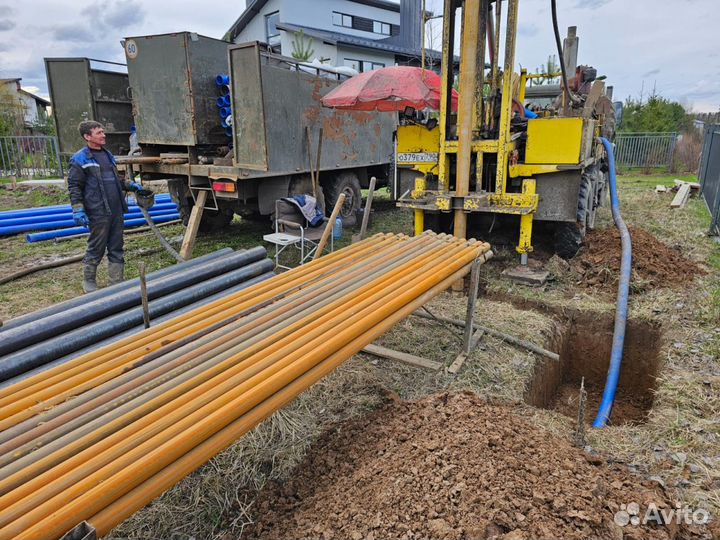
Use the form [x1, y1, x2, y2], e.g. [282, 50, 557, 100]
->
[46, 33, 396, 231]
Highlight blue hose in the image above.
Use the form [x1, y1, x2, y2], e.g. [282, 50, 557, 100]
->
[593, 137, 632, 428]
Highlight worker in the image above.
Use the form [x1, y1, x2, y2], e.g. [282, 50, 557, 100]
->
[67, 120, 144, 293]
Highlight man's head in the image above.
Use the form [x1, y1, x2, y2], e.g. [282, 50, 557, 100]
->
[78, 121, 106, 149]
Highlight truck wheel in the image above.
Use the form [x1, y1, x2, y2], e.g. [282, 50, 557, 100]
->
[554, 177, 591, 259]
[325, 171, 361, 222]
[199, 208, 234, 232]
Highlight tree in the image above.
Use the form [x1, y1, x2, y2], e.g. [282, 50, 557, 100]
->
[0, 85, 27, 136]
[619, 93, 693, 133]
[291, 30, 315, 62]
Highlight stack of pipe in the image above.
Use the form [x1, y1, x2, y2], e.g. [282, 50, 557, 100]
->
[0, 247, 275, 383]
[0, 194, 180, 242]
[215, 74, 233, 138]
[0, 232, 491, 540]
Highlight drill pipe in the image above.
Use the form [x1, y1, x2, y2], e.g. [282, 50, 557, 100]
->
[1, 237, 490, 539]
[0, 235, 437, 476]
[0, 235, 433, 456]
[88, 259, 483, 537]
[0, 247, 269, 360]
[0, 248, 234, 332]
[0, 236, 450, 499]
[0, 235, 396, 420]
[0, 259, 274, 382]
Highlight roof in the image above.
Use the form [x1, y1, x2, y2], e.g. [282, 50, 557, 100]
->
[226, 0, 429, 43]
[19, 88, 51, 106]
[0, 78, 22, 84]
[276, 22, 448, 62]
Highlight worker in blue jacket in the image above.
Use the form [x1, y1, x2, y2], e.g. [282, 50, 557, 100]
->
[67, 121, 143, 293]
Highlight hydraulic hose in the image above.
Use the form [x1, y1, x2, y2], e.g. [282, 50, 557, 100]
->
[593, 137, 632, 428]
[550, 0, 580, 105]
[137, 206, 184, 263]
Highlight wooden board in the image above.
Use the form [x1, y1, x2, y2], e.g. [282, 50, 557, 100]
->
[674, 179, 701, 190]
[180, 190, 207, 259]
[655, 185, 667, 193]
[362, 344, 442, 371]
[670, 183, 692, 208]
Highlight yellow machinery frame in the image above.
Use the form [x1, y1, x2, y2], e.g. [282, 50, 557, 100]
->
[396, 0, 589, 263]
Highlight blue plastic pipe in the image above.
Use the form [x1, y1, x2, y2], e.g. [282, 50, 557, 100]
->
[0, 206, 179, 236]
[0, 194, 172, 220]
[0, 202, 178, 228]
[26, 212, 180, 243]
[216, 74, 230, 86]
[593, 137, 633, 428]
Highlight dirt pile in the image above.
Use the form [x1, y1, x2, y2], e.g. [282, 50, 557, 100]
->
[246, 392, 707, 540]
[572, 227, 705, 291]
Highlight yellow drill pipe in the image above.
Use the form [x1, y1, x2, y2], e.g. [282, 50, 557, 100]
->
[4, 240, 486, 539]
[0, 235, 432, 456]
[0, 234, 392, 405]
[0, 235, 437, 478]
[0, 235, 398, 424]
[0, 238, 465, 516]
[89, 254, 490, 537]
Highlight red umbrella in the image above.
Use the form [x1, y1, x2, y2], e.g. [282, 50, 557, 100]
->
[321, 66, 458, 112]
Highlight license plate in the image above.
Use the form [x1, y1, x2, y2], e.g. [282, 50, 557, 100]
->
[397, 152, 439, 163]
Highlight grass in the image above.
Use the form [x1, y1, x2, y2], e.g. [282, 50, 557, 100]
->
[1, 175, 719, 538]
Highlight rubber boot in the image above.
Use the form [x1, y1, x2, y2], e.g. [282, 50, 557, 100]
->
[82, 264, 98, 294]
[108, 262, 125, 286]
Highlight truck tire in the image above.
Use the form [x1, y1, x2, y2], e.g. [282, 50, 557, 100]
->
[199, 207, 234, 232]
[554, 176, 591, 259]
[325, 171, 361, 222]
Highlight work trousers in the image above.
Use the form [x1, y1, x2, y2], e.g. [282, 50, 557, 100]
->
[83, 211, 125, 266]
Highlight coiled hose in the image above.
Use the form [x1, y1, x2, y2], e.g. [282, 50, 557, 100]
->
[593, 137, 632, 428]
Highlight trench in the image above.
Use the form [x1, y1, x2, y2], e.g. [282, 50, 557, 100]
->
[524, 312, 662, 425]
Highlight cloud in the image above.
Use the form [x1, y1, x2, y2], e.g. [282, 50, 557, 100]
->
[0, 5, 13, 14]
[0, 19, 15, 31]
[642, 68, 661, 77]
[51, 24, 96, 42]
[103, 1, 145, 29]
[0, 42, 10, 52]
[573, 0, 612, 8]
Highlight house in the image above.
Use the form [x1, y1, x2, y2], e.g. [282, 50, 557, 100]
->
[226, 0, 438, 72]
[0, 78, 51, 127]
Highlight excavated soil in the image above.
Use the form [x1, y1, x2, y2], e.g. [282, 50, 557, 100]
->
[573, 226, 704, 291]
[246, 392, 708, 540]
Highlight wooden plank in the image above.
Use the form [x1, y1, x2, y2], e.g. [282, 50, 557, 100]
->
[670, 183, 691, 208]
[447, 329, 485, 374]
[352, 176, 376, 243]
[655, 185, 667, 193]
[179, 190, 208, 259]
[362, 344, 442, 371]
[313, 193, 345, 261]
[673, 179, 701, 190]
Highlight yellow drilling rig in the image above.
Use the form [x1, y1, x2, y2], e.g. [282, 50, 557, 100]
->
[395, 0, 615, 282]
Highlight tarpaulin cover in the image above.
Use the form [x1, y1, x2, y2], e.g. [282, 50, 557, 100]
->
[321, 66, 458, 112]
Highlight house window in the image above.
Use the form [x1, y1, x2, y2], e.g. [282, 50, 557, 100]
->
[344, 59, 385, 73]
[333, 12, 352, 28]
[265, 11, 280, 46]
[373, 21, 391, 35]
[333, 11, 393, 36]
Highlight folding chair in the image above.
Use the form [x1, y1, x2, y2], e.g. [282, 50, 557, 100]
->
[263, 198, 332, 270]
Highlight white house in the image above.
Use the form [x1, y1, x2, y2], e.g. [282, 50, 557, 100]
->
[0, 78, 51, 127]
[226, 0, 434, 72]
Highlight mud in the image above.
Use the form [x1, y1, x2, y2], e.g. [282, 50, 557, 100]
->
[246, 393, 707, 540]
[573, 226, 704, 291]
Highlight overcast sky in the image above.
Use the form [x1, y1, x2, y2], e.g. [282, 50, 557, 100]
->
[0, 0, 717, 112]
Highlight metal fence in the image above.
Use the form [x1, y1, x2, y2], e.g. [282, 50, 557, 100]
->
[698, 124, 720, 235]
[614, 132, 677, 169]
[0, 136, 63, 179]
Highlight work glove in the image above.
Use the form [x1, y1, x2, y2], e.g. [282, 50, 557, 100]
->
[129, 182, 143, 192]
[72, 206, 89, 227]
